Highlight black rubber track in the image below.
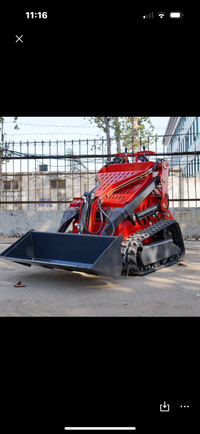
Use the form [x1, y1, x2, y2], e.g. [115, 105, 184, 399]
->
[121, 220, 185, 276]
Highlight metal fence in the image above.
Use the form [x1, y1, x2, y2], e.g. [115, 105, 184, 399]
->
[0, 138, 200, 211]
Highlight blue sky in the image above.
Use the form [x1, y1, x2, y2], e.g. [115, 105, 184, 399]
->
[1, 117, 170, 172]
[2, 117, 170, 143]
[149, 117, 169, 135]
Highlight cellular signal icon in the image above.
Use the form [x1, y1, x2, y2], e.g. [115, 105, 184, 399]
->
[143, 12, 154, 19]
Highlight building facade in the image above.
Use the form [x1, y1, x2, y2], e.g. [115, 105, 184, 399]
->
[164, 117, 200, 177]
[0, 169, 95, 211]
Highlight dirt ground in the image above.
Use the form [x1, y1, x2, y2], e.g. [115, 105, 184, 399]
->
[0, 239, 199, 316]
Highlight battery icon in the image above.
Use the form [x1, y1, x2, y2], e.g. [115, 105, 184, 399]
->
[169, 12, 183, 19]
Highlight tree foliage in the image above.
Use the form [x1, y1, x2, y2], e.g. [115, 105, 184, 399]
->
[120, 117, 155, 150]
[0, 118, 19, 162]
[0, 117, 19, 133]
[88, 116, 155, 153]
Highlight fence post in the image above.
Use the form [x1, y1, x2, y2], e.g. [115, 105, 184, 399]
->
[194, 135, 197, 207]
[186, 136, 189, 206]
[178, 136, 182, 208]
[0, 145, 2, 209]
[94, 139, 97, 174]
[0, 120, 4, 210]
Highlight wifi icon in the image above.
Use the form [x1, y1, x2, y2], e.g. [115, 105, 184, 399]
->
[157, 12, 165, 18]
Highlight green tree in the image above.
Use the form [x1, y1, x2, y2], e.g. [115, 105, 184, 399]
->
[88, 116, 155, 154]
[88, 117, 112, 160]
[0, 117, 19, 164]
[120, 117, 155, 151]
[0, 117, 19, 144]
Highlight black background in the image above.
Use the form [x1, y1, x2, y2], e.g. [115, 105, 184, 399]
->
[1, 3, 198, 115]
[1, 318, 198, 433]
[1, 3, 199, 433]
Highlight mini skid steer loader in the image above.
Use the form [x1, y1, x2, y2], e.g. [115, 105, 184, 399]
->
[0, 149, 185, 277]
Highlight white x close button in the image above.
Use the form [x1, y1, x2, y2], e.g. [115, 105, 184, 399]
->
[15, 35, 23, 43]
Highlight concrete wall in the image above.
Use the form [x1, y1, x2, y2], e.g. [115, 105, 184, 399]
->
[0, 208, 199, 236]
[0, 210, 64, 235]
[171, 208, 200, 236]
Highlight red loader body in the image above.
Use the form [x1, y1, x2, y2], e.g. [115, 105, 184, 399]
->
[0, 150, 185, 277]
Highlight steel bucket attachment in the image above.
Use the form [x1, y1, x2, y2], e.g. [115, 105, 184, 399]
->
[0, 230, 123, 277]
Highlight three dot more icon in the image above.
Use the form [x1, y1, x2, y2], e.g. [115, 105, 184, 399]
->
[180, 405, 190, 408]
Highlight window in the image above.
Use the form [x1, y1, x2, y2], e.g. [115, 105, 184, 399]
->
[193, 121, 195, 141]
[196, 117, 198, 137]
[192, 160, 194, 176]
[183, 167, 187, 177]
[181, 140, 185, 153]
[3, 180, 20, 191]
[189, 159, 195, 177]
[50, 179, 66, 189]
[50, 179, 57, 189]
[185, 136, 189, 151]
[58, 179, 65, 189]
[189, 126, 192, 147]
[4, 181, 11, 190]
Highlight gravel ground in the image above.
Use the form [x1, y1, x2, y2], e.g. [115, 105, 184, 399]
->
[0, 239, 199, 316]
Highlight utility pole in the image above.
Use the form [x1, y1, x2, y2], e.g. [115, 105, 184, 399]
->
[1, 118, 4, 144]
[132, 117, 139, 155]
[105, 117, 111, 161]
[0, 118, 3, 204]
[115, 117, 121, 153]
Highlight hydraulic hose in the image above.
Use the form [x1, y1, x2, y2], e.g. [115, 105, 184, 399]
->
[150, 158, 162, 173]
[97, 199, 116, 236]
[83, 206, 103, 235]
[84, 160, 162, 236]
[83, 199, 116, 236]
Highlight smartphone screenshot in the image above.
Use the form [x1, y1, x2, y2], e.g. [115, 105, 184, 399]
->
[0, 4, 199, 434]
